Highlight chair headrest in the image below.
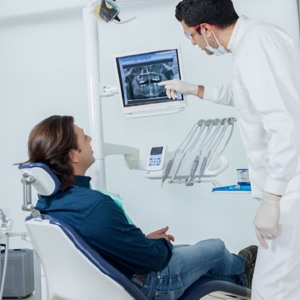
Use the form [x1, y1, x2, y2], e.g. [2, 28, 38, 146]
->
[19, 162, 61, 196]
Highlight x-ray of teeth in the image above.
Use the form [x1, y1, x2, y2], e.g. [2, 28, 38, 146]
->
[124, 62, 175, 101]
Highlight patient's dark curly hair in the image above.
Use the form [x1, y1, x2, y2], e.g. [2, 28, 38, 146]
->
[175, 0, 238, 31]
[27, 115, 79, 192]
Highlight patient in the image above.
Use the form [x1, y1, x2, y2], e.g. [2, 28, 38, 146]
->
[26, 115, 257, 299]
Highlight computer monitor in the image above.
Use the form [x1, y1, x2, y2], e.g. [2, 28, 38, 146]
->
[114, 47, 186, 117]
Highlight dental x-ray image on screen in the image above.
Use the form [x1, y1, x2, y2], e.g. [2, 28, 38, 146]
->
[115, 48, 186, 117]
[125, 63, 173, 103]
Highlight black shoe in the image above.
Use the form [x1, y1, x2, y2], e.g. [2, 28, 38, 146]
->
[238, 245, 258, 289]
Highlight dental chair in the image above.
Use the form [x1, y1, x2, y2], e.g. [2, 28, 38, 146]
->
[19, 162, 251, 300]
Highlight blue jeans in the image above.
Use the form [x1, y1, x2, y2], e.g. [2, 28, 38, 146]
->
[131, 238, 247, 300]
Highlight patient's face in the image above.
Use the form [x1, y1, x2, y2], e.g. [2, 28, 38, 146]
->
[73, 125, 95, 173]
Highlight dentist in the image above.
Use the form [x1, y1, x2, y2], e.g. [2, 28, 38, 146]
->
[159, 0, 300, 299]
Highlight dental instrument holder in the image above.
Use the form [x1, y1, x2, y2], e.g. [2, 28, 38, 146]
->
[145, 117, 236, 187]
[212, 168, 251, 193]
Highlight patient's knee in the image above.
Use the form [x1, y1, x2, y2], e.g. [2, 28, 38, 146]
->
[198, 238, 226, 256]
[211, 238, 226, 250]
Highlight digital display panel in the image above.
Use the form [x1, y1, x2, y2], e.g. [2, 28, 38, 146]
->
[115, 48, 185, 112]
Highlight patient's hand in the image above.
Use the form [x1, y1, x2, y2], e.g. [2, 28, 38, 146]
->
[146, 226, 175, 242]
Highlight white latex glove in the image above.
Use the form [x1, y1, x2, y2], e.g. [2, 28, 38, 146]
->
[254, 192, 282, 249]
[158, 79, 198, 99]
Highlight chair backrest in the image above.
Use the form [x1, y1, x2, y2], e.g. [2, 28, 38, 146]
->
[25, 214, 146, 300]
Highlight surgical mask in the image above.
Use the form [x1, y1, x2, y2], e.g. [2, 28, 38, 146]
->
[201, 30, 228, 56]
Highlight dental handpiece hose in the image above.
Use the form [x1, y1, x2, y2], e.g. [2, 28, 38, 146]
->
[0, 209, 10, 300]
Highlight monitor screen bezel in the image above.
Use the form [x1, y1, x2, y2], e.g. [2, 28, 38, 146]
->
[114, 47, 187, 117]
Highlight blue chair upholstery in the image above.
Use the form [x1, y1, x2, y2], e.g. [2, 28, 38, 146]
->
[20, 162, 251, 300]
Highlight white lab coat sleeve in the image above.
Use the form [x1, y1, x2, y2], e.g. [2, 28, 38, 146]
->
[203, 84, 234, 106]
[239, 30, 300, 195]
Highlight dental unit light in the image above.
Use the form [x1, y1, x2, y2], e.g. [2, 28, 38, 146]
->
[91, 0, 119, 23]
[91, 0, 136, 25]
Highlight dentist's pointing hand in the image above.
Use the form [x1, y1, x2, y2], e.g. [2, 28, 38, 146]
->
[158, 79, 198, 99]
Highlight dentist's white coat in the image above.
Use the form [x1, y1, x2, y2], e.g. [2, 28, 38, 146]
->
[204, 16, 300, 300]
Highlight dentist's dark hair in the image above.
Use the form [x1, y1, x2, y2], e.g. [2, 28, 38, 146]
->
[175, 0, 238, 31]
[27, 115, 79, 192]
